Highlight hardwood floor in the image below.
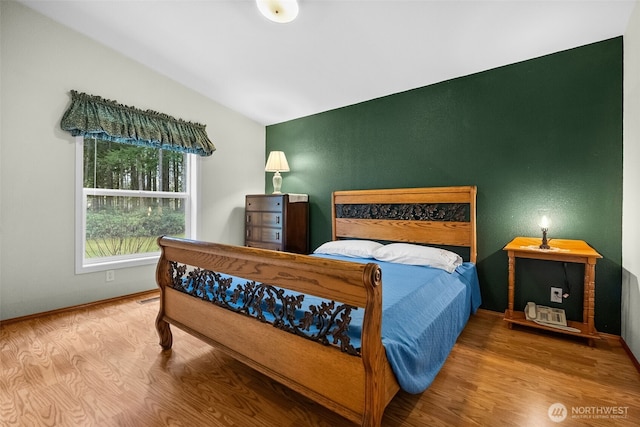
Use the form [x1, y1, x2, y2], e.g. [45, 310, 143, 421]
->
[1, 293, 639, 426]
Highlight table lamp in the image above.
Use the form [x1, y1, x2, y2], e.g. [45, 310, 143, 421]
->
[265, 151, 290, 194]
[539, 214, 551, 249]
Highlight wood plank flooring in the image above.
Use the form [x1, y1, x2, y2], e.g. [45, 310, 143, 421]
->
[1, 293, 639, 426]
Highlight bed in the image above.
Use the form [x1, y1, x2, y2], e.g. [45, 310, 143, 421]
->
[155, 186, 479, 426]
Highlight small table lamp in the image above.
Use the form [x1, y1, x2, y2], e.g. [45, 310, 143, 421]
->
[539, 214, 551, 249]
[265, 151, 290, 194]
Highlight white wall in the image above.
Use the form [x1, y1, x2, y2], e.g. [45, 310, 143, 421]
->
[622, 0, 640, 360]
[0, 1, 265, 320]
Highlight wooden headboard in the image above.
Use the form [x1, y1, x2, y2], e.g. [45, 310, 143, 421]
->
[331, 186, 477, 263]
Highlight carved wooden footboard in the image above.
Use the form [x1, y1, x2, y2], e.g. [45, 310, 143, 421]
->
[155, 237, 398, 426]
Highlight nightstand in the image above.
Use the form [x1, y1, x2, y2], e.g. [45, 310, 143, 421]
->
[503, 236, 602, 345]
[245, 194, 309, 254]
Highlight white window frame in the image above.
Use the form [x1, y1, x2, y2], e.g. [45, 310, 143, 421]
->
[75, 136, 198, 274]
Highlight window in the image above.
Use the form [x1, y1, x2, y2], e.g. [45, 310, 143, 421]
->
[75, 136, 197, 273]
[61, 91, 213, 273]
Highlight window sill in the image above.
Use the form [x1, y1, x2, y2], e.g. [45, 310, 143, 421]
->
[76, 253, 159, 274]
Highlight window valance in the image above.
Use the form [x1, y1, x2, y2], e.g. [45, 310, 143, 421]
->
[60, 90, 216, 156]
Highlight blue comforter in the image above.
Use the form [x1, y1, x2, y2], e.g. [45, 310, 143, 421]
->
[181, 255, 481, 394]
[312, 254, 481, 393]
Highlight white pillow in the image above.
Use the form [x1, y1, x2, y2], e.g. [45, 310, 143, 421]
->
[313, 240, 383, 259]
[373, 243, 463, 273]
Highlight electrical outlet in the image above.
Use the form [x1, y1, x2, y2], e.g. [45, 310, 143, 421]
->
[106, 270, 115, 282]
[551, 286, 563, 303]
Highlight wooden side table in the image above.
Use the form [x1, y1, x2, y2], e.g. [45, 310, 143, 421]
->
[503, 237, 602, 345]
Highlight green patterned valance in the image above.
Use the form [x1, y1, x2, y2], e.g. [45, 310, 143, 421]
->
[60, 90, 216, 156]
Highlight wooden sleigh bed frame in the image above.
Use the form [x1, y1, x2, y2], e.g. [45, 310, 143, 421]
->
[155, 186, 477, 426]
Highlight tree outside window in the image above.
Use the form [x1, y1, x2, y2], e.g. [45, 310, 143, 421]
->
[78, 137, 193, 271]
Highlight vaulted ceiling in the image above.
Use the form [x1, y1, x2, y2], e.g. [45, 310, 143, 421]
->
[20, 0, 636, 125]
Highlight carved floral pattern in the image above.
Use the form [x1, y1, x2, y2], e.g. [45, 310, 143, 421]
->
[336, 203, 469, 222]
[169, 262, 360, 356]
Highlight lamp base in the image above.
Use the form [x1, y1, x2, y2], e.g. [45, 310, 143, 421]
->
[272, 171, 283, 194]
[539, 229, 550, 249]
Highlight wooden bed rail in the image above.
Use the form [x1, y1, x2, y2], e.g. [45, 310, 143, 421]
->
[156, 236, 380, 307]
[155, 236, 391, 426]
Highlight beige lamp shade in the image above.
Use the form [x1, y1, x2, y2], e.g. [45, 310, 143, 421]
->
[265, 151, 290, 172]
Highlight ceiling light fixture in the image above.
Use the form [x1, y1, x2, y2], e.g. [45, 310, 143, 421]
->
[256, 0, 299, 23]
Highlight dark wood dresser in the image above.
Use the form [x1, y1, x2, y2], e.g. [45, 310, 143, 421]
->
[245, 194, 309, 254]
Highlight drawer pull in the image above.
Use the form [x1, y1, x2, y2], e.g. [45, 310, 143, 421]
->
[276, 231, 280, 240]
[246, 215, 251, 223]
[276, 215, 280, 224]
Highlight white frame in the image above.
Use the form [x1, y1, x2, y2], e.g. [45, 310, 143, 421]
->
[75, 136, 197, 274]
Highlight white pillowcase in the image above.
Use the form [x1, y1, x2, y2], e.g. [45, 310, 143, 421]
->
[313, 240, 383, 259]
[373, 243, 463, 273]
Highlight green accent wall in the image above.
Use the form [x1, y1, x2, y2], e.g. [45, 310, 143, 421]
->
[266, 38, 623, 334]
